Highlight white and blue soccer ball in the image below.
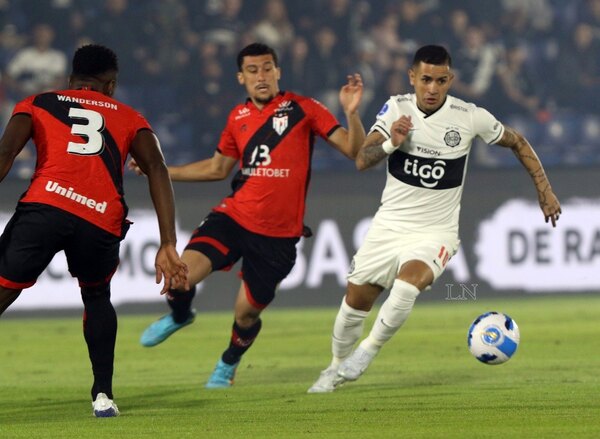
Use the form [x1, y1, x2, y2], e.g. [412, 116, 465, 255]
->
[467, 312, 520, 365]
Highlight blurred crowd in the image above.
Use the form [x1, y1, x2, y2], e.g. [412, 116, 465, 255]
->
[0, 0, 599, 177]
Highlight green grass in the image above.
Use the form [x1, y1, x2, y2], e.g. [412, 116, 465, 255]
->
[1, 295, 599, 438]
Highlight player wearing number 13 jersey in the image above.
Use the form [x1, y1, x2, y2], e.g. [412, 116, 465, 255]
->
[135, 43, 366, 389]
[0, 44, 188, 417]
[213, 89, 341, 237]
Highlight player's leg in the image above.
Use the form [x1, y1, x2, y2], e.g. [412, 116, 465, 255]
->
[0, 287, 21, 315]
[0, 204, 69, 315]
[309, 226, 398, 392]
[307, 281, 382, 393]
[80, 282, 119, 417]
[205, 280, 264, 389]
[139, 249, 211, 346]
[140, 213, 241, 347]
[338, 260, 432, 380]
[206, 231, 297, 389]
[334, 282, 383, 361]
[66, 216, 122, 417]
[339, 238, 457, 381]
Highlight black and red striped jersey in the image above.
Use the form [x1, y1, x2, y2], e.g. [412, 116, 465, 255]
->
[13, 89, 151, 237]
[214, 91, 341, 237]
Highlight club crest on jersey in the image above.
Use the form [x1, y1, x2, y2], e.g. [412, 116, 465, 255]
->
[444, 130, 461, 147]
[273, 115, 288, 135]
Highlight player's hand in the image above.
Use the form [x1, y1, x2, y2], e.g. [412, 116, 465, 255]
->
[154, 244, 189, 294]
[390, 115, 413, 147]
[127, 158, 145, 176]
[339, 73, 363, 115]
[539, 188, 561, 227]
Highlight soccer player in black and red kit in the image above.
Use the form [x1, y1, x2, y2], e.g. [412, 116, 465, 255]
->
[0, 45, 188, 416]
[133, 42, 366, 388]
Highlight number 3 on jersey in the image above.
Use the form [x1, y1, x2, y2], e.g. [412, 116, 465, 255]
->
[67, 107, 105, 155]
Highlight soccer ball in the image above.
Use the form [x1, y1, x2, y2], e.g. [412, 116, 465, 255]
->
[467, 312, 520, 365]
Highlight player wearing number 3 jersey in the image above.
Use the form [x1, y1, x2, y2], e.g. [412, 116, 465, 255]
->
[0, 44, 188, 416]
[133, 42, 366, 389]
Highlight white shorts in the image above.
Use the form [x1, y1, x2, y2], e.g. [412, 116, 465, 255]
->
[347, 224, 460, 290]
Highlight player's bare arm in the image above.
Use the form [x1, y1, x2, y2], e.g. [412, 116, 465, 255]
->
[326, 73, 366, 159]
[496, 125, 562, 227]
[128, 151, 237, 182]
[356, 116, 413, 170]
[130, 129, 189, 292]
[0, 115, 32, 181]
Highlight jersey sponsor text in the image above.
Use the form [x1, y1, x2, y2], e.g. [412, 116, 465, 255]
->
[45, 180, 107, 213]
[241, 167, 290, 178]
[389, 150, 467, 190]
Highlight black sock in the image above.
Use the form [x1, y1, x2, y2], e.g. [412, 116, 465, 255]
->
[221, 319, 262, 365]
[167, 286, 196, 323]
[82, 288, 117, 400]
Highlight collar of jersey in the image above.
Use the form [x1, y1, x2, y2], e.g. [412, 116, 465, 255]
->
[415, 94, 449, 119]
[245, 91, 286, 111]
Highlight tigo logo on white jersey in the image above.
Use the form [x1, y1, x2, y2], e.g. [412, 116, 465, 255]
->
[403, 158, 446, 188]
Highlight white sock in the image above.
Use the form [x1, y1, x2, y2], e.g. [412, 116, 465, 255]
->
[330, 297, 369, 367]
[360, 279, 420, 354]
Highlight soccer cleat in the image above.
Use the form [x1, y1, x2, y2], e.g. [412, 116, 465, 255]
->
[140, 310, 196, 347]
[205, 359, 239, 389]
[337, 346, 377, 381]
[92, 393, 119, 418]
[307, 366, 346, 393]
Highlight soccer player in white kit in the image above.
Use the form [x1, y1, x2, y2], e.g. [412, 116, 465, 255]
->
[308, 45, 562, 393]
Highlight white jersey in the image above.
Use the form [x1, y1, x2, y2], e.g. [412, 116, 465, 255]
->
[370, 93, 504, 235]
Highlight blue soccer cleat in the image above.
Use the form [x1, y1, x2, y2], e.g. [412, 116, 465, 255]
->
[139, 310, 196, 347]
[205, 359, 239, 389]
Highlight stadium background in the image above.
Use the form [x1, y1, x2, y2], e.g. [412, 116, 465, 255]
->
[0, 0, 598, 313]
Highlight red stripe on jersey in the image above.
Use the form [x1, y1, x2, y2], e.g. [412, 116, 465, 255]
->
[0, 275, 35, 289]
[189, 236, 230, 255]
[438, 246, 446, 258]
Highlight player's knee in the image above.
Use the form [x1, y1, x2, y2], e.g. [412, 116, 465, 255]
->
[81, 283, 111, 303]
[235, 314, 260, 329]
[397, 261, 434, 290]
[345, 283, 381, 311]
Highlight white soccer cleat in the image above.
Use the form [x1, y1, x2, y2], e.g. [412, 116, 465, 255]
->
[337, 347, 377, 381]
[92, 393, 120, 418]
[307, 366, 346, 393]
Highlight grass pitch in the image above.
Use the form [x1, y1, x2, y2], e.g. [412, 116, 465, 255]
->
[1, 295, 599, 438]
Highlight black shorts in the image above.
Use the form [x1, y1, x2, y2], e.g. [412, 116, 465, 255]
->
[0, 203, 121, 289]
[185, 212, 298, 309]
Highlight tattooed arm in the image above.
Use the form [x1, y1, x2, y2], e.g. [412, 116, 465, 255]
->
[496, 125, 562, 226]
[356, 115, 413, 170]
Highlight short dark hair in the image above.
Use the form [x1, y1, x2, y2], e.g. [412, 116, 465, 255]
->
[72, 44, 119, 77]
[236, 43, 278, 71]
[412, 45, 452, 67]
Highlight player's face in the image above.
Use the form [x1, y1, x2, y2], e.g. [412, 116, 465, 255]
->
[409, 62, 454, 114]
[237, 54, 281, 108]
